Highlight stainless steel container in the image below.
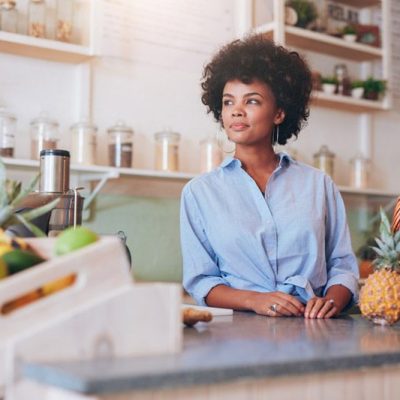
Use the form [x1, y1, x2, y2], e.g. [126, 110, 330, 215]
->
[313, 145, 335, 178]
[39, 149, 70, 193]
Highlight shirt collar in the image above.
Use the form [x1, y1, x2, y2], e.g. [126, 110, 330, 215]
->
[220, 151, 295, 169]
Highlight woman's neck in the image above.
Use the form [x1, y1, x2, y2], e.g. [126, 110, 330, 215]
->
[235, 146, 279, 174]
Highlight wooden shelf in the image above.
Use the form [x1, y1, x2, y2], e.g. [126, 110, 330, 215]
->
[332, 0, 380, 8]
[0, 31, 93, 63]
[312, 91, 389, 113]
[285, 26, 382, 61]
[339, 186, 398, 198]
[1, 157, 196, 181]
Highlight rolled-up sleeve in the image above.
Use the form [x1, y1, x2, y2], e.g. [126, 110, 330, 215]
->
[323, 177, 359, 303]
[180, 184, 228, 306]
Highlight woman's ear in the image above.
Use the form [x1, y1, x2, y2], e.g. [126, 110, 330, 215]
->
[274, 109, 285, 125]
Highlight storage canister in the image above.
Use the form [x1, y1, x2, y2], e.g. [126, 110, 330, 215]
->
[28, 0, 46, 38]
[0, 0, 18, 33]
[30, 114, 59, 160]
[71, 120, 97, 165]
[350, 154, 370, 189]
[107, 121, 134, 168]
[313, 145, 335, 178]
[154, 129, 181, 172]
[200, 135, 222, 173]
[56, 0, 73, 42]
[0, 108, 16, 157]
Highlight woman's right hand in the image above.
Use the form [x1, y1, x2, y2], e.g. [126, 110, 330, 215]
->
[248, 291, 305, 317]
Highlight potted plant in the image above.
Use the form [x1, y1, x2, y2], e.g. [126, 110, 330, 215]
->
[286, 0, 318, 29]
[356, 236, 377, 279]
[342, 25, 357, 42]
[321, 76, 338, 94]
[351, 80, 365, 99]
[363, 77, 386, 100]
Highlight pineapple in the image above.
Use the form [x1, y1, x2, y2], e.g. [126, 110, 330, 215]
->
[359, 207, 400, 325]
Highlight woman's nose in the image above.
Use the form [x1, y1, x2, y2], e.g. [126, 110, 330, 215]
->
[232, 107, 244, 117]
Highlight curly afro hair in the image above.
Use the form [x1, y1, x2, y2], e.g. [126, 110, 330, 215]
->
[201, 34, 312, 145]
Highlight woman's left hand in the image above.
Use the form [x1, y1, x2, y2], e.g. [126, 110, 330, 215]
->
[304, 296, 337, 319]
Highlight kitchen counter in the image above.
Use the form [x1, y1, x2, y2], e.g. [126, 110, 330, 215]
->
[19, 312, 400, 399]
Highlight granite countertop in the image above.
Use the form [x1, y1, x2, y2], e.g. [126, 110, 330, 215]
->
[22, 312, 400, 395]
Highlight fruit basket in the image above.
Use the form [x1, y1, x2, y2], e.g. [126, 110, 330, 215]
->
[0, 236, 182, 396]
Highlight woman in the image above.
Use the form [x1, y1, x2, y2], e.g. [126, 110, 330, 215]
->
[180, 34, 359, 319]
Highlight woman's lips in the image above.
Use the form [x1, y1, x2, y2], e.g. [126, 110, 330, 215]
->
[230, 123, 249, 131]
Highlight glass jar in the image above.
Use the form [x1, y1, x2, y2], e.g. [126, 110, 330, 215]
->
[28, 0, 46, 38]
[71, 120, 97, 165]
[56, 0, 73, 42]
[350, 154, 370, 189]
[0, 0, 17, 33]
[313, 145, 335, 178]
[107, 121, 134, 168]
[0, 108, 16, 157]
[200, 136, 222, 173]
[154, 129, 181, 172]
[30, 114, 59, 160]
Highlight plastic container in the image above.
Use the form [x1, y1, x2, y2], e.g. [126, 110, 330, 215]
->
[28, 0, 46, 38]
[350, 154, 370, 189]
[200, 136, 222, 173]
[0, 108, 16, 158]
[56, 0, 73, 42]
[313, 145, 335, 178]
[0, 0, 17, 33]
[71, 120, 97, 165]
[30, 114, 59, 160]
[154, 129, 181, 172]
[107, 121, 134, 168]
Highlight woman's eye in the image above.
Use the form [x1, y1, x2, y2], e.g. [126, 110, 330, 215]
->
[223, 99, 233, 106]
[247, 98, 259, 105]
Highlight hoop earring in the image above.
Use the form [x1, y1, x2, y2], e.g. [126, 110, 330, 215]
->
[272, 124, 280, 145]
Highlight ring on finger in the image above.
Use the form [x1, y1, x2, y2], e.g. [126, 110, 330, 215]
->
[328, 299, 335, 307]
[270, 303, 278, 313]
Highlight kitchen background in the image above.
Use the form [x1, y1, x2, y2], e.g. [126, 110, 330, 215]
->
[1, 0, 399, 282]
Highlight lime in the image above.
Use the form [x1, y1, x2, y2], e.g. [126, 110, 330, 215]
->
[0, 257, 8, 279]
[55, 226, 99, 256]
[3, 249, 45, 275]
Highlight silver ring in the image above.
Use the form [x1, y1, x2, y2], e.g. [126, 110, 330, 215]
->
[270, 303, 278, 313]
[328, 299, 335, 306]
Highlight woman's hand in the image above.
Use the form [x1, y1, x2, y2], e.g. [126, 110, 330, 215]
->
[249, 291, 305, 317]
[304, 297, 337, 319]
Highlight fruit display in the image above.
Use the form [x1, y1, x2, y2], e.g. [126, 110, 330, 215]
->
[359, 206, 400, 325]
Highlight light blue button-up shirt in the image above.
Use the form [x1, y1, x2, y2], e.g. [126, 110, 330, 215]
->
[180, 153, 359, 307]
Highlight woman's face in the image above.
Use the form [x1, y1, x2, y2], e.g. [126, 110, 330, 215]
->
[221, 79, 284, 148]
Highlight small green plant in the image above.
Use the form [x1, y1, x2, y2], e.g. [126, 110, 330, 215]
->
[363, 77, 386, 95]
[321, 76, 338, 85]
[342, 25, 357, 35]
[287, 0, 318, 29]
[351, 80, 364, 89]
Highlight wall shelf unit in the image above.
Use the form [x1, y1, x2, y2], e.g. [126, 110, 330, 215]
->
[0, 31, 93, 64]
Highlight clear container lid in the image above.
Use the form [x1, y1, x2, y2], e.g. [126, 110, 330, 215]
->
[154, 129, 181, 142]
[1, 1, 17, 10]
[313, 145, 335, 159]
[30, 113, 59, 139]
[71, 120, 98, 133]
[0, 107, 16, 123]
[107, 120, 134, 135]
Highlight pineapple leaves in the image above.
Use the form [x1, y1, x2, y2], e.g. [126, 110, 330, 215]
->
[371, 246, 385, 258]
[14, 214, 47, 237]
[379, 207, 391, 234]
[19, 197, 60, 222]
[11, 174, 40, 206]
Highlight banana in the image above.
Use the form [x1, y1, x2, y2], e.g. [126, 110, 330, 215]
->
[41, 274, 76, 296]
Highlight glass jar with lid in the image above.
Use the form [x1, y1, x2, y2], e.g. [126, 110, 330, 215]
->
[28, 0, 46, 38]
[350, 154, 370, 189]
[30, 114, 59, 160]
[313, 145, 335, 178]
[56, 0, 73, 42]
[71, 120, 97, 165]
[0, 108, 16, 158]
[107, 121, 134, 168]
[154, 129, 181, 172]
[0, 0, 18, 33]
[199, 135, 222, 173]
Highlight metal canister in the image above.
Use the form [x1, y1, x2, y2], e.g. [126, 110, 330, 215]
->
[39, 149, 70, 193]
[313, 145, 335, 178]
